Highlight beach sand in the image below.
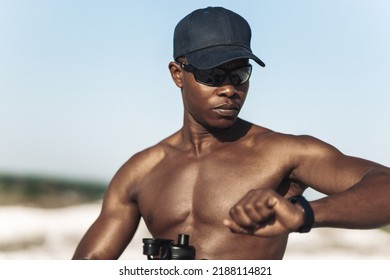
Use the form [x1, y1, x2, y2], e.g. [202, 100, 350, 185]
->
[1, 203, 389, 260]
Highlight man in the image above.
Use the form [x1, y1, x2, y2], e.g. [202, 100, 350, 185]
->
[72, 7, 390, 260]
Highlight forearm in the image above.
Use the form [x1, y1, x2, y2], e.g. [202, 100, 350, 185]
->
[311, 168, 390, 229]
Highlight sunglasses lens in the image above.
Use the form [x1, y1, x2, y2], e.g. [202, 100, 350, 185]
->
[195, 68, 226, 86]
[229, 66, 252, 86]
[195, 66, 252, 86]
[180, 62, 252, 87]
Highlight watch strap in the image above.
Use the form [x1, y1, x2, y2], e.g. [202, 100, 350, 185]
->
[288, 195, 314, 233]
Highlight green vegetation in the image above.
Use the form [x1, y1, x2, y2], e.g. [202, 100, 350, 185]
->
[1, 173, 390, 236]
[0, 173, 107, 208]
[382, 225, 390, 234]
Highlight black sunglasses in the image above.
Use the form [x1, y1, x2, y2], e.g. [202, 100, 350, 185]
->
[177, 62, 252, 87]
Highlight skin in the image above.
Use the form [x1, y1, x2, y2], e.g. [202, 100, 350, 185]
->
[72, 58, 390, 260]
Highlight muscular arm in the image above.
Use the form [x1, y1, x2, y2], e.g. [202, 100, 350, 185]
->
[225, 134, 390, 236]
[291, 136, 390, 229]
[72, 159, 142, 260]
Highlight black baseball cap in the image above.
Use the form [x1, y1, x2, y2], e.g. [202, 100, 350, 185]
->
[173, 7, 265, 69]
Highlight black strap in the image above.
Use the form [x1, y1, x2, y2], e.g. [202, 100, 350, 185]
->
[288, 195, 314, 233]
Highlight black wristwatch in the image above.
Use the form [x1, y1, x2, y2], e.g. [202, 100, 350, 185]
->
[288, 195, 314, 233]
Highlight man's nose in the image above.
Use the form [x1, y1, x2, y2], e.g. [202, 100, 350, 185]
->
[216, 84, 238, 98]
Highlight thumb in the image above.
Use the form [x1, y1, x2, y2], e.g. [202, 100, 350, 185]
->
[266, 196, 278, 209]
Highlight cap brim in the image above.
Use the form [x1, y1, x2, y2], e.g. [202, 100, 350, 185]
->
[185, 45, 265, 69]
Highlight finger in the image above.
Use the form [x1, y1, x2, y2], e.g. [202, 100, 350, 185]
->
[230, 195, 275, 229]
[228, 191, 257, 226]
[244, 196, 276, 225]
[229, 191, 278, 227]
[229, 203, 255, 227]
[223, 218, 252, 235]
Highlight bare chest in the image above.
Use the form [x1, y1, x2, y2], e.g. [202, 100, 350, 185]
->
[135, 149, 290, 237]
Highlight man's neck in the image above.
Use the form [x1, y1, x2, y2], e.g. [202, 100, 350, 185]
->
[180, 117, 251, 156]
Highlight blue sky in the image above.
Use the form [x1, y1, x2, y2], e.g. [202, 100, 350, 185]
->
[1, 0, 389, 195]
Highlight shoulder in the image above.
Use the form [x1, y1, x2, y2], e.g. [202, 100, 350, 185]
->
[118, 140, 172, 181]
[249, 123, 338, 151]
[112, 132, 181, 186]
[97, 135, 179, 213]
[246, 123, 343, 165]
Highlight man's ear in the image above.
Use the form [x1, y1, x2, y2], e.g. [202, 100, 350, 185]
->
[169, 61, 183, 88]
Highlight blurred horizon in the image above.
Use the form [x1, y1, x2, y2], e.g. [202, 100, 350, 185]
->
[1, 1, 389, 197]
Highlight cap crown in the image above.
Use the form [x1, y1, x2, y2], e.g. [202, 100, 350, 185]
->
[174, 7, 253, 59]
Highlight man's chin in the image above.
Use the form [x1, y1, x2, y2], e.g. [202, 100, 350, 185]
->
[207, 117, 239, 131]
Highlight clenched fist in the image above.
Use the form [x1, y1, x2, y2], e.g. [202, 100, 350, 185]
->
[223, 189, 305, 237]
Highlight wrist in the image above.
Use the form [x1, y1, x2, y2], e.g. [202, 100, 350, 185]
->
[288, 195, 314, 233]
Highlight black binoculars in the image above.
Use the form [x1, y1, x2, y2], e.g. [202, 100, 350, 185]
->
[142, 234, 196, 260]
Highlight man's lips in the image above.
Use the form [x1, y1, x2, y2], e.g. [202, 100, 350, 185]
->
[213, 104, 239, 110]
[212, 103, 240, 117]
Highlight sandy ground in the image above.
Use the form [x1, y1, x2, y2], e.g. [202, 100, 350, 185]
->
[1, 203, 389, 260]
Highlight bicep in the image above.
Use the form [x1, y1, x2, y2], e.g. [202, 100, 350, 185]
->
[73, 170, 141, 259]
[289, 135, 382, 195]
[72, 200, 141, 260]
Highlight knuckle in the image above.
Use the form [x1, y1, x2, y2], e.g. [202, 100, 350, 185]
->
[244, 204, 254, 212]
[230, 207, 239, 216]
[234, 204, 245, 212]
[254, 200, 264, 208]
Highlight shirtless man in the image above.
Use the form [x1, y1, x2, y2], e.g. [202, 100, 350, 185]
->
[72, 7, 390, 260]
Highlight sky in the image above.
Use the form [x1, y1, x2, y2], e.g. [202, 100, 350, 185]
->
[1, 0, 389, 196]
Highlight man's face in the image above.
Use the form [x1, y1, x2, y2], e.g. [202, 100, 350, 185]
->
[180, 59, 250, 130]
